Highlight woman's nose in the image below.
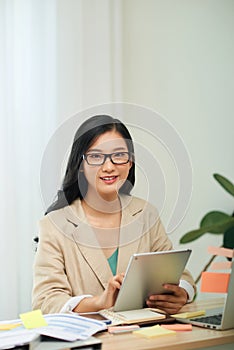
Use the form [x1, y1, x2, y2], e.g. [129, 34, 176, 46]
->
[101, 157, 115, 171]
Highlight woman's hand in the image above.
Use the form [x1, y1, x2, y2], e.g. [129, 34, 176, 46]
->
[74, 273, 124, 313]
[96, 273, 125, 310]
[146, 284, 188, 315]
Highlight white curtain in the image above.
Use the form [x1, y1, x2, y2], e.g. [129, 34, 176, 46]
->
[0, 0, 57, 319]
[0, 0, 122, 319]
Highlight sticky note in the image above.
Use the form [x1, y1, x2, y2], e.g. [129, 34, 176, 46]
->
[210, 261, 232, 270]
[108, 325, 140, 333]
[201, 272, 230, 293]
[172, 310, 205, 319]
[133, 324, 176, 338]
[161, 323, 192, 331]
[0, 323, 22, 331]
[207, 246, 234, 259]
[20, 310, 48, 329]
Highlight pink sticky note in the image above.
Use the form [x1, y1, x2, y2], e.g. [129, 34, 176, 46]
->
[210, 261, 232, 270]
[161, 324, 192, 331]
[207, 246, 234, 258]
[201, 272, 230, 293]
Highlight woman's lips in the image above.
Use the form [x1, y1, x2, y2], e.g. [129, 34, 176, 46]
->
[100, 175, 118, 184]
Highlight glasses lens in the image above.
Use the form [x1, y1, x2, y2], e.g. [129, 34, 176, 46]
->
[86, 154, 104, 165]
[112, 152, 130, 164]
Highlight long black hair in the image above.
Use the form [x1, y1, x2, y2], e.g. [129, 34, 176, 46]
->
[46, 115, 135, 214]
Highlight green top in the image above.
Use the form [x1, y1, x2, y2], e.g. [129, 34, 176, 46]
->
[107, 248, 119, 275]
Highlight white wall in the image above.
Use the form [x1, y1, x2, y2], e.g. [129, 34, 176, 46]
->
[39, 0, 234, 294]
[55, 0, 123, 119]
[121, 0, 234, 285]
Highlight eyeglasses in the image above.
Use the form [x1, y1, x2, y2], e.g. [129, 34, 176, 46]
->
[83, 152, 131, 166]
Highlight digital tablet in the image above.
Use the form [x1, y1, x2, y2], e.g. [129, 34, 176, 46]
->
[113, 249, 191, 312]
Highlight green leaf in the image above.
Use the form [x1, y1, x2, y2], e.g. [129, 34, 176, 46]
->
[214, 173, 234, 197]
[200, 211, 233, 233]
[180, 216, 234, 243]
[180, 228, 210, 243]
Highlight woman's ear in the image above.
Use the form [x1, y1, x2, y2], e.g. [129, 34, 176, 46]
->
[78, 162, 84, 173]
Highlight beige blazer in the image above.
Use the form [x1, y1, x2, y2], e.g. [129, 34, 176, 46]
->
[32, 195, 195, 313]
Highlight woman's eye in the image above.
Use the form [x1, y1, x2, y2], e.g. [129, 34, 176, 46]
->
[89, 154, 102, 159]
[115, 152, 126, 158]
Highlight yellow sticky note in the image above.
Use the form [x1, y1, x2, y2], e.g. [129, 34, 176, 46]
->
[20, 310, 48, 329]
[172, 310, 205, 319]
[133, 325, 176, 338]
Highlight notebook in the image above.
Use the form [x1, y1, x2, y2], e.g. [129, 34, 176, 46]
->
[177, 261, 234, 330]
[100, 308, 167, 326]
[100, 249, 191, 325]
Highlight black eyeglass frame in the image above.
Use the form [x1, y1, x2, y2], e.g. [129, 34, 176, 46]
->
[82, 152, 131, 166]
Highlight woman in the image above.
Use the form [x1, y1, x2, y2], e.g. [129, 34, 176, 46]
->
[32, 115, 195, 315]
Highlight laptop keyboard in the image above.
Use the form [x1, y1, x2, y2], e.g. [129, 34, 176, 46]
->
[193, 313, 222, 325]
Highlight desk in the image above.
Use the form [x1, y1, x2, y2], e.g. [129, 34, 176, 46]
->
[96, 298, 234, 350]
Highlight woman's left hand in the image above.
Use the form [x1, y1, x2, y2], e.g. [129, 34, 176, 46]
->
[146, 284, 188, 315]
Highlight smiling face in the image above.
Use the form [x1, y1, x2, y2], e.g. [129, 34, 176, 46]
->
[83, 130, 132, 201]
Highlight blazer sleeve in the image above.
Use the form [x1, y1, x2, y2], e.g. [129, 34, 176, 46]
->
[32, 216, 74, 313]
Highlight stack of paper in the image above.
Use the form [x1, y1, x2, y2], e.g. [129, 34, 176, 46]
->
[0, 310, 106, 349]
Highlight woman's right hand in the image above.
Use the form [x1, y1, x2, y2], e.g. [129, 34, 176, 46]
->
[73, 273, 124, 313]
[96, 273, 125, 310]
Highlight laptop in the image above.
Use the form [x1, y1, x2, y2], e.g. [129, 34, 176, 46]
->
[177, 261, 234, 330]
[113, 249, 191, 312]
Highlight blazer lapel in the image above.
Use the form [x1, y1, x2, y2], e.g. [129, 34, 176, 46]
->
[62, 200, 113, 289]
[72, 223, 113, 289]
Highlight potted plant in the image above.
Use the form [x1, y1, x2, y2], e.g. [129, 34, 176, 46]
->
[180, 173, 234, 284]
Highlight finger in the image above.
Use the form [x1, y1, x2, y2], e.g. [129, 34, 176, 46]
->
[148, 294, 177, 303]
[147, 294, 185, 308]
[108, 274, 124, 290]
[108, 280, 121, 290]
[163, 286, 188, 304]
[163, 284, 180, 294]
[114, 273, 125, 284]
[117, 272, 125, 280]
[148, 299, 181, 309]
[146, 300, 181, 314]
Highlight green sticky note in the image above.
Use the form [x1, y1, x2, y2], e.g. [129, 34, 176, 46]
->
[20, 310, 48, 329]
